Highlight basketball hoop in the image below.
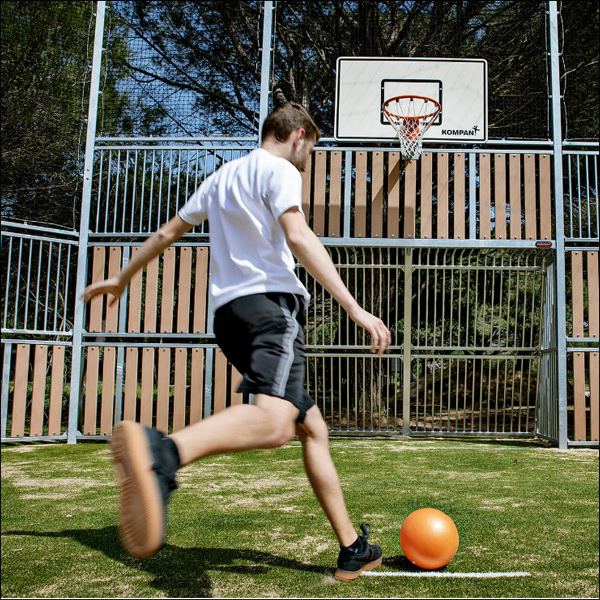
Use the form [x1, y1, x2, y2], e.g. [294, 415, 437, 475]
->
[382, 95, 441, 161]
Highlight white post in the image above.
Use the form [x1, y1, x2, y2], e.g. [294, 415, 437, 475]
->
[548, 1, 568, 449]
[67, 1, 106, 443]
[258, 1, 275, 141]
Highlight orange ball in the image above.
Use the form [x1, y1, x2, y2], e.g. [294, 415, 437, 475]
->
[400, 508, 459, 570]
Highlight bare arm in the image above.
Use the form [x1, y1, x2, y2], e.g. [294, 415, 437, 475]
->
[80, 215, 194, 305]
[279, 207, 391, 355]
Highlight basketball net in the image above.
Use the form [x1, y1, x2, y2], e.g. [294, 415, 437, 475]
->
[382, 96, 441, 161]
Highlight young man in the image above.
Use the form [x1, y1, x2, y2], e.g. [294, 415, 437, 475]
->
[81, 102, 391, 581]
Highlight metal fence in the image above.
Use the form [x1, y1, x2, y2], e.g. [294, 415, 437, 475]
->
[1, 1, 598, 448]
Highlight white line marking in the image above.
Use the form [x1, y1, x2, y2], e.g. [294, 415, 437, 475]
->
[362, 571, 531, 578]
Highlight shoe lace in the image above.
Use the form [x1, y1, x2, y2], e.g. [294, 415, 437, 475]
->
[359, 522, 371, 540]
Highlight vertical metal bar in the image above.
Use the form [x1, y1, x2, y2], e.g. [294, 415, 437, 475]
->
[258, 1, 274, 140]
[204, 291, 215, 419]
[131, 150, 138, 233]
[23, 240, 33, 329]
[343, 151, 353, 239]
[139, 150, 147, 233]
[2, 237, 12, 329]
[402, 249, 413, 436]
[549, 0, 568, 448]
[63, 245, 73, 333]
[14, 238, 23, 329]
[104, 150, 112, 233]
[114, 247, 129, 425]
[94, 151, 103, 233]
[585, 156, 592, 238]
[113, 149, 121, 232]
[148, 150, 156, 232]
[469, 152, 477, 239]
[122, 150, 129, 233]
[158, 151, 165, 227]
[1, 343, 12, 439]
[34, 241, 43, 330]
[68, 0, 106, 444]
[43, 242, 52, 331]
[53, 244, 63, 332]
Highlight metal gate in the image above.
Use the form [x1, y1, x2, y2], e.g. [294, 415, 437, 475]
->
[303, 245, 555, 437]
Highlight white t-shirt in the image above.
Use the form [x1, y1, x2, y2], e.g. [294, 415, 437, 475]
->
[178, 148, 310, 312]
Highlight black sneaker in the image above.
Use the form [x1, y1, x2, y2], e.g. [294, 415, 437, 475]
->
[334, 523, 383, 581]
[110, 421, 180, 558]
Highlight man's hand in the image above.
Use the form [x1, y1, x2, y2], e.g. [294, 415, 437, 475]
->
[347, 305, 392, 356]
[80, 276, 124, 306]
[79, 215, 194, 308]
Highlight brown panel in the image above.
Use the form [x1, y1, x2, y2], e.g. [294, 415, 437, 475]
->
[190, 348, 204, 424]
[587, 251, 599, 339]
[105, 247, 121, 333]
[301, 154, 312, 224]
[11, 344, 30, 437]
[494, 154, 507, 240]
[420, 153, 432, 239]
[84, 346, 99, 435]
[89, 247, 105, 333]
[479, 154, 491, 240]
[100, 346, 116, 435]
[573, 352, 586, 442]
[30, 344, 48, 436]
[156, 347, 171, 432]
[123, 347, 138, 421]
[177, 246, 192, 333]
[509, 154, 522, 240]
[194, 247, 209, 334]
[160, 247, 176, 333]
[144, 256, 159, 333]
[328, 151, 342, 237]
[539, 154, 552, 240]
[404, 159, 417, 239]
[230, 366, 244, 406]
[140, 347, 155, 427]
[354, 151, 367, 237]
[213, 349, 228, 414]
[128, 247, 142, 333]
[437, 153, 449, 239]
[571, 251, 584, 337]
[387, 152, 400, 239]
[313, 150, 327, 236]
[453, 153, 466, 239]
[524, 154, 537, 240]
[173, 347, 188, 432]
[590, 352, 599, 442]
[48, 345, 65, 436]
[371, 151, 384, 238]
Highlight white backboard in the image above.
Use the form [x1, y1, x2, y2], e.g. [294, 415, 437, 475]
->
[334, 57, 488, 143]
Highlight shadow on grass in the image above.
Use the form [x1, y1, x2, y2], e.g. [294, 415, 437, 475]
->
[5, 526, 332, 597]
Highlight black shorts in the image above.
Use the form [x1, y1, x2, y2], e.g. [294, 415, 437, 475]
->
[214, 293, 315, 423]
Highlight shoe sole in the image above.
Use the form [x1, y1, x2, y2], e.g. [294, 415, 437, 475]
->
[111, 421, 165, 558]
[334, 554, 383, 581]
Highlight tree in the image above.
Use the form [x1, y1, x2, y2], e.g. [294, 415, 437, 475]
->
[107, 1, 598, 141]
[1, 0, 130, 227]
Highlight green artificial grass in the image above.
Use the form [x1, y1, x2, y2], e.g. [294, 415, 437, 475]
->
[1, 438, 598, 598]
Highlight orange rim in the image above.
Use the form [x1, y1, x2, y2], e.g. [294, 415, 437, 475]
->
[382, 95, 441, 123]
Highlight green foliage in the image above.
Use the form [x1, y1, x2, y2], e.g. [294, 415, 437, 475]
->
[0, 0, 131, 226]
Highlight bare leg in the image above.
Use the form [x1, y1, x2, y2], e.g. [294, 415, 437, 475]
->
[170, 394, 299, 466]
[296, 405, 357, 547]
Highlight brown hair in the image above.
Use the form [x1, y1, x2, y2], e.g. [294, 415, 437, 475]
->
[261, 102, 321, 144]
